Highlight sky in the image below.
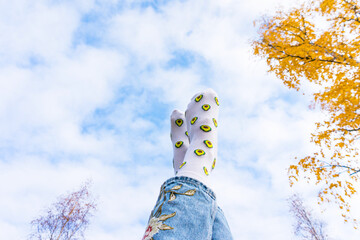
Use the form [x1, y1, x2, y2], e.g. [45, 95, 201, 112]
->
[1, 0, 360, 239]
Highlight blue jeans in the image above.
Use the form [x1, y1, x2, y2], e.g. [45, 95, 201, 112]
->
[143, 176, 233, 240]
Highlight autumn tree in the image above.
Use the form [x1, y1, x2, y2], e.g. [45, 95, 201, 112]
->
[29, 182, 97, 240]
[252, 0, 360, 224]
[289, 194, 328, 240]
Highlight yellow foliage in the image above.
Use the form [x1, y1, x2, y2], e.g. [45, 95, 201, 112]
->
[253, 0, 360, 226]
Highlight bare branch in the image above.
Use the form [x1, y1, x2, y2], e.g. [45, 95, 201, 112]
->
[341, 127, 360, 132]
[288, 194, 328, 240]
[29, 181, 97, 240]
[317, 164, 360, 176]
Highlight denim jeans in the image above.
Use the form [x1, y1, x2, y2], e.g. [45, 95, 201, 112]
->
[142, 176, 233, 240]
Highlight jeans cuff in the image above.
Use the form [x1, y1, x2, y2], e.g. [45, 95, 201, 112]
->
[161, 176, 216, 201]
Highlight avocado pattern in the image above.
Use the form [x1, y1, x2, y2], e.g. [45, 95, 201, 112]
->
[195, 94, 203, 102]
[202, 104, 211, 111]
[200, 125, 211, 132]
[191, 117, 198, 125]
[215, 97, 219, 106]
[175, 119, 183, 127]
[194, 149, 205, 156]
[203, 167, 209, 176]
[179, 161, 186, 169]
[212, 158, 216, 170]
[203, 140, 213, 148]
[175, 141, 183, 148]
[213, 118, 218, 128]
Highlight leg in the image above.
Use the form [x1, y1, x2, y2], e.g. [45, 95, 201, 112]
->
[170, 110, 189, 175]
[212, 206, 233, 240]
[176, 89, 219, 187]
[143, 89, 232, 239]
[143, 177, 217, 240]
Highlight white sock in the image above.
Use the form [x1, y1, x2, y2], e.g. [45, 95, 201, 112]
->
[170, 110, 189, 175]
[175, 89, 219, 186]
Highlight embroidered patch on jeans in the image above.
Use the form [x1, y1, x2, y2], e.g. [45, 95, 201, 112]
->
[142, 184, 196, 240]
[142, 212, 176, 240]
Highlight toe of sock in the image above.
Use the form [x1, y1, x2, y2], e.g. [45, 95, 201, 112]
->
[203, 88, 217, 96]
[171, 109, 185, 119]
[171, 110, 186, 127]
[190, 88, 217, 100]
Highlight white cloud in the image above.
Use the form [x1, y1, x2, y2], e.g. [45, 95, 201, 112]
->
[0, 1, 79, 64]
[0, 46, 127, 157]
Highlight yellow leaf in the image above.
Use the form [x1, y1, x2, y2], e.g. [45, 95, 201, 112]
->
[170, 185, 182, 191]
[184, 189, 196, 196]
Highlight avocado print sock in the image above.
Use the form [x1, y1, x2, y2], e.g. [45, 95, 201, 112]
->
[176, 88, 219, 186]
[170, 110, 190, 174]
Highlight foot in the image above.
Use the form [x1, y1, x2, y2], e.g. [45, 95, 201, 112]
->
[170, 110, 189, 174]
[176, 88, 219, 185]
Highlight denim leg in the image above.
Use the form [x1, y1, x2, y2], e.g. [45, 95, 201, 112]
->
[212, 206, 233, 240]
[143, 176, 217, 240]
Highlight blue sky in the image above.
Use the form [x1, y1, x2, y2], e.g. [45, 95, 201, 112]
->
[1, 0, 360, 239]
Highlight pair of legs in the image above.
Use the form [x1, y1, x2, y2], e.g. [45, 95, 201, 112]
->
[142, 89, 233, 240]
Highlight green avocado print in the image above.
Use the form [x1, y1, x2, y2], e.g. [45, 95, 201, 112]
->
[215, 97, 219, 106]
[191, 117, 198, 125]
[175, 141, 184, 148]
[185, 131, 189, 137]
[195, 94, 203, 102]
[179, 161, 186, 169]
[202, 104, 211, 111]
[203, 167, 209, 176]
[175, 119, 183, 127]
[212, 158, 216, 169]
[200, 125, 211, 132]
[194, 149, 205, 156]
[204, 140, 213, 148]
[213, 118, 218, 127]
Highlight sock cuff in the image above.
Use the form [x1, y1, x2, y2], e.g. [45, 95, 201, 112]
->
[175, 170, 210, 187]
